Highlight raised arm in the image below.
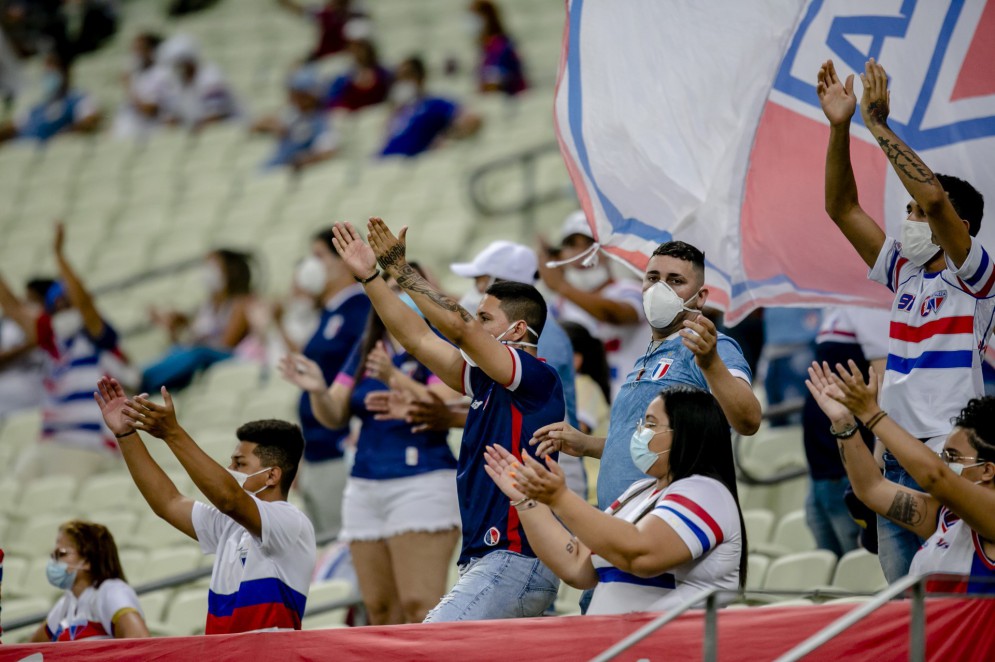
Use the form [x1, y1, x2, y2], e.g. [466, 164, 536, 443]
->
[94, 378, 197, 540]
[363, 217, 523, 389]
[0, 272, 37, 345]
[537, 252, 640, 325]
[121, 386, 266, 539]
[830, 360, 995, 542]
[53, 223, 105, 339]
[805, 362, 938, 539]
[817, 60, 886, 268]
[859, 58, 971, 267]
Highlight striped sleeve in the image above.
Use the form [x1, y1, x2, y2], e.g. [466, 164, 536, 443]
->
[869, 237, 911, 294]
[949, 238, 995, 299]
[651, 476, 738, 559]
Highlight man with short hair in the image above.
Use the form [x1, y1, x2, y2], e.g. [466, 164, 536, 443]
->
[532, 240, 761, 510]
[818, 58, 992, 581]
[332, 217, 563, 621]
[94, 377, 315, 634]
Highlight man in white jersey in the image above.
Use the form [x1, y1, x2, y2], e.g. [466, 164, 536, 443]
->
[818, 58, 993, 581]
[94, 377, 315, 634]
[539, 211, 647, 399]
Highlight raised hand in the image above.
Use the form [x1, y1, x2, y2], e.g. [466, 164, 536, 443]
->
[278, 353, 328, 394]
[483, 444, 526, 502]
[123, 387, 182, 441]
[366, 390, 409, 419]
[515, 453, 567, 506]
[364, 340, 395, 384]
[829, 359, 881, 421]
[331, 222, 379, 281]
[859, 58, 890, 127]
[681, 313, 718, 369]
[529, 421, 590, 458]
[816, 59, 856, 127]
[53, 221, 66, 257]
[405, 391, 455, 433]
[94, 376, 137, 437]
[366, 217, 408, 272]
[804, 361, 852, 424]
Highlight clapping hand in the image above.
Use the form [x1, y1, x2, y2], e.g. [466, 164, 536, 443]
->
[278, 353, 328, 394]
[331, 222, 379, 282]
[364, 340, 395, 383]
[94, 376, 138, 437]
[859, 58, 890, 128]
[123, 387, 182, 441]
[816, 59, 856, 126]
[828, 360, 882, 422]
[366, 217, 408, 273]
[483, 444, 527, 502]
[805, 361, 853, 425]
[530, 421, 588, 458]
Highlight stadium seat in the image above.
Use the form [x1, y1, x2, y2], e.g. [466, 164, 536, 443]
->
[125, 512, 197, 550]
[1, 555, 30, 598]
[554, 581, 584, 616]
[738, 425, 806, 478]
[753, 510, 816, 558]
[199, 361, 265, 395]
[13, 475, 81, 520]
[0, 596, 51, 631]
[742, 509, 776, 550]
[161, 587, 209, 636]
[5, 513, 72, 557]
[753, 550, 838, 604]
[140, 546, 204, 586]
[117, 548, 147, 584]
[20, 556, 64, 603]
[0, 481, 20, 517]
[832, 548, 887, 594]
[745, 554, 771, 591]
[303, 579, 353, 627]
[139, 588, 175, 624]
[0, 409, 42, 465]
[76, 474, 145, 514]
[85, 510, 140, 545]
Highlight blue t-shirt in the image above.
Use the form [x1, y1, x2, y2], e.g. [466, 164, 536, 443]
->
[380, 97, 458, 158]
[457, 347, 564, 564]
[597, 333, 752, 509]
[338, 340, 457, 480]
[20, 91, 88, 141]
[264, 108, 333, 169]
[537, 313, 578, 429]
[298, 286, 370, 462]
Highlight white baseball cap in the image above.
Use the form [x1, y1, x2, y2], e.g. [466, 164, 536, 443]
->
[560, 210, 595, 244]
[450, 241, 539, 283]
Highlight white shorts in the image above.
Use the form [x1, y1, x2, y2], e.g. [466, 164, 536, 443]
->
[340, 469, 460, 542]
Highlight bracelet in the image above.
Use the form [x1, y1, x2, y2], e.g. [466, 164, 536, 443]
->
[830, 423, 859, 439]
[115, 430, 136, 439]
[510, 496, 534, 508]
[355, 269, 380, 285]
[864, 410, 888, 433]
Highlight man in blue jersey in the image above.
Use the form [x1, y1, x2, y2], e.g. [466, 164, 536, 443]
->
[332, 217, 564, 621]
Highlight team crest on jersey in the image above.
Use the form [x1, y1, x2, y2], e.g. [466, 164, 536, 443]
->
[897, 293, 916, 312]
[941, 508, 960, 532]
[651, 358, 674, 380]
[920, 291, 947, 317]
[399, 360, 418, 377]
[322, 314, 344, 339]
[484, 527, 501, 546]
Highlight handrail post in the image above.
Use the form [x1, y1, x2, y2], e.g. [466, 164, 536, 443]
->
[703, 592, 718, 662]
[909, 579, 925, 662]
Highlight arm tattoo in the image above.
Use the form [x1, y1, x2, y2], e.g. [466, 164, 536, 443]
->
[875, 136, 935, 184]
[565, 535, 578, 555]
[866, 101, 888, 126]
[376, 243, 407, 270]
[393, 264, 474, 322]
[885, 491, 927, 527]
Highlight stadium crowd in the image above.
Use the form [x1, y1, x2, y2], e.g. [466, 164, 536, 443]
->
[0, 0, 994, 650]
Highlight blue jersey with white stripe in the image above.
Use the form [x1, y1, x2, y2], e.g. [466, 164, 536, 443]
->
[870, 237, 995, 441]
[457, 347, 564, 564]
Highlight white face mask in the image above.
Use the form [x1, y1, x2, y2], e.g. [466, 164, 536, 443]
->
[564, 263, 610, 292]
[458, 289, 484, 314]
[899, 220, 941, 267]
[642, 282, 701, 329]
[51, 308, 84, 340]
[295, 256, 328, 296]
[227, 467, 272, 495]
[390, 80, 418, 106]
[203, 263, 224, 294]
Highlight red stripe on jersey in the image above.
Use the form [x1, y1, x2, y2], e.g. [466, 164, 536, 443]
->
[889, 316, 975, 343]
[976, 267, 995, 298]
[502, 345, 518, 389]
[663, 494, 724, 544]
[925, 577, 969, 594]
[460, 360, 469, 396]
[506, 406, 524, 554]
[893, 256, 909, 292]
[205, 602, 302, 635]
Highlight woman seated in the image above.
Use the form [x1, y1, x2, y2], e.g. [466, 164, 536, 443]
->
[31, 521, 148, 642]
[807, 361, 995, 592]
[484, 386, 746, 614]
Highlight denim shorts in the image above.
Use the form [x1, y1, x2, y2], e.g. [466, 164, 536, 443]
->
[423, 550, 559, 622]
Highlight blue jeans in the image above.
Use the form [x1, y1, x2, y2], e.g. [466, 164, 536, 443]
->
[141, 345, 233, 393]
[877, 452, 925, 583]
[423, 550, 559, 622]
[806, 477, 860, 557]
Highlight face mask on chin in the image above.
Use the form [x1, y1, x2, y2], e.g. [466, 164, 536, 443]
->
[51, 308, 84, 340]
[642, 282, 702, 330]
[564, 264, 610, 292]
[899, 220, 942, 267]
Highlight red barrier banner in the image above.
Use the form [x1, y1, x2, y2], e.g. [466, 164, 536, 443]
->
[3, 598, 994, 661]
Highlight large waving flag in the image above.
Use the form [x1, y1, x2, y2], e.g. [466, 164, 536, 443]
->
[556, 0, 995, 324]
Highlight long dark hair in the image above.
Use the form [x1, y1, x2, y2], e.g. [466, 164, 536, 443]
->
[60, 520, 127, 587]
[470, 0, 508, 41]
[562, 321, 611, 403]
[213, 249, 254, 296]
[352, 262, 427, 381]
[660, 386, 748, 588]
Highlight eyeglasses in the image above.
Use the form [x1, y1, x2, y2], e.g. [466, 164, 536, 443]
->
[636, 419, 674, 435]
[50, 547, 76, 562]
[937, 448, 981, 464]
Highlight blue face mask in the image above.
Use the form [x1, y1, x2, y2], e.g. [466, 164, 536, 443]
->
[46, 559, 78, 590]
[398, 292, 425, 318]
[41, 71, 64, 101]
[629, 424, 671, 474]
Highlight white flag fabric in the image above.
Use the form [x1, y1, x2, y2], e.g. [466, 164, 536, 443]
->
[556, 0, 995, 324]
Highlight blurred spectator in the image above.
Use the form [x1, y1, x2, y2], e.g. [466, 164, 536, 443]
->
[112, 31, 171, 139]
[324, 37, 391, 111]
[467, 0, 526, 96]
[275, 0, 367, 61]
[142, 249, 254, 392]
[8, 225, 134, 480]
[0, 277, 51, 419]
[52, 0, 118, 62]
[539, 210, 646, 399]
[759, 307, 821, 426]
[380, 55, 481, 158]
[562, 320, 610, 505]
[167, 0, 221, 16]
[29, 520, 148, 642]
[158, 34, 238, 131]
[254, 67, 338, 171]
[0, 51, 101, 144]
